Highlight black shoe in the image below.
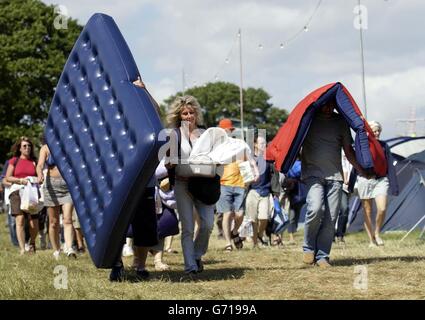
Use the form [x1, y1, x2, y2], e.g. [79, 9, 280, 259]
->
[136, 269, 150, 280]
[187, 270, 198, 275]
[231, 233, 244, 250]
[109, 261, 124, 282]
[196, 259, 204, 273]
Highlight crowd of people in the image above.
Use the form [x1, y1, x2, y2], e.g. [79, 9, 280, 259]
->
[0, 79, 397, 281]
[1, 136, 85, 258]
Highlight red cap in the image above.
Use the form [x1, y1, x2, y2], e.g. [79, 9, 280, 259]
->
[218, 118, 235, 131]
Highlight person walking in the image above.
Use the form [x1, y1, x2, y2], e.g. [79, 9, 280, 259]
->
[301, 101, 368, 267]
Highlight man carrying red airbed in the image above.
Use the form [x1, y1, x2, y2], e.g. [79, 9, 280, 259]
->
[301, 100, 368, 268]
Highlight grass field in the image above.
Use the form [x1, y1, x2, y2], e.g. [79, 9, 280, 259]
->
[1, 212, 425, 300]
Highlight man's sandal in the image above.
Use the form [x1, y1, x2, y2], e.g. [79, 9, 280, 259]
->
[231, 233, 244, 249]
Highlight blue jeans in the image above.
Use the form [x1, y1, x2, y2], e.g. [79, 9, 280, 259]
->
[303, 177, 342, 262]
[175, 180, 215, 273]
[7, 206, 19, 247]
[336, 191, 350, 237]
[287, 201, 304, 234]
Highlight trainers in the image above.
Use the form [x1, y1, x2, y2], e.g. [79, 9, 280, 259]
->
[223, 244, 233, 252]
[77, 247, 86, 254]
[136, 269, 150, 280]
[303, 252, 315, 265]
[28, 243, 36, 254]
[53, 250, 60, 261]
[66, 248, 77, 259]
[122, 244, 134, 257]
[375, 235, 384, 246]
[316, 259, 332, 268]
[109, 261, 124, 282]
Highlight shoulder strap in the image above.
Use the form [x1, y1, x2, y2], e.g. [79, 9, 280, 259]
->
[12, 157, 20, 177]
[168, 128, 182, 187]
[175, 127, 181, 160]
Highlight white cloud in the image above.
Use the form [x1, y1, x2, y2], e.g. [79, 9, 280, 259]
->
[41, 0, 425, 138]
[148, 77, 178, 106]
[366, 67, 425, 138]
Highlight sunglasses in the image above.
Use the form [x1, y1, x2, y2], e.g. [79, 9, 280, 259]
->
[21, 144, 32, 148]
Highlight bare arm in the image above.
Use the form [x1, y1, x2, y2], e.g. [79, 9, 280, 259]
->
[2, 176, 12, 187]
[36, 145, 48, 184]
[343, 144, 368, 177]
[133, 76, 160, 113]
[5, 161, 28, 185]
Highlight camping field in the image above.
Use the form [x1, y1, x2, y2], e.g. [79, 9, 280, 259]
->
[1, 214, 425, 300]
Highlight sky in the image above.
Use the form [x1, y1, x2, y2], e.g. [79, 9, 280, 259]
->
[42, 0, 425, 139]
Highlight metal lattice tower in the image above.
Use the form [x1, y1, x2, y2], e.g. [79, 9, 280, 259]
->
[397, 106, 425, 137]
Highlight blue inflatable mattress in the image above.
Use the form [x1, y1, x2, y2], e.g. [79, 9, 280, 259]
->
[45, 13, 163, 268]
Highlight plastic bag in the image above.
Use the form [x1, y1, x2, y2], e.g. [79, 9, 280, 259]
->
[267, 196, 289, 235]
[238, 217, 253, 238]
[20, 182, 43, 215]
[238, 161, 255, 184]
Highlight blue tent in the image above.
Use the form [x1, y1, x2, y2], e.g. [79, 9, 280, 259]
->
[382, 169, 425, 231]
[347, 136, 425, 233]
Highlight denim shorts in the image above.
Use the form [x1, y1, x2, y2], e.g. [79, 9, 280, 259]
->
[216, 185, 246, 213]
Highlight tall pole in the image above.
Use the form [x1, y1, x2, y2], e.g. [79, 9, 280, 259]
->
[238, 28, 244, 140]
[358, 0, 368, 119]
[182, 68, 186, 95]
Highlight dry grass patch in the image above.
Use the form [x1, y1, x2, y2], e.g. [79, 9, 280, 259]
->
[1, 214, 425, 299]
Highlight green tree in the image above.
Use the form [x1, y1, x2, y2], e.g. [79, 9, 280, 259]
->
[162, 81, 288, 139]
[0, 0, 82, 166]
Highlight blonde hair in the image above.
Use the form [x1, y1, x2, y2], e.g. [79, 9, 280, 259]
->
[166, 95, 204, 128]
[368, 120, 382, 132]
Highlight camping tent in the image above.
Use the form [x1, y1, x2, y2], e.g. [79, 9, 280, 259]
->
[382, 169, 425, 231]
[347, 136, 425, 233]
